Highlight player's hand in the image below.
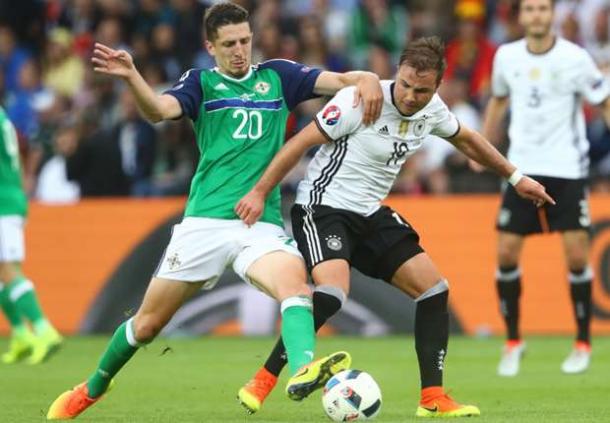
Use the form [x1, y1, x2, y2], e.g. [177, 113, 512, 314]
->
[235, 190, 265, 226]
[514, 176, 556, 207]
[353, 72, 383, 125]
[468, 158, 485, 173]
[91, 42, 136, 79]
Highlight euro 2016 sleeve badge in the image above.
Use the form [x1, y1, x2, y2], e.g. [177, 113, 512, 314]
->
[322, 105, 341, 126]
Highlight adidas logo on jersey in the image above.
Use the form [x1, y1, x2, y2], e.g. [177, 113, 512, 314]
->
[378, 125, 389, 135]
[214, 82, 229, 90]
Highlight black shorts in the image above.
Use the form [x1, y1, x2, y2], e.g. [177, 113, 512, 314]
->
[496, 176, 590, 235]
[291, 204, 424, 282]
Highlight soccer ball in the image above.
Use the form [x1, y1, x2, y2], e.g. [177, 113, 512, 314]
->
[322, 370, 382, 421]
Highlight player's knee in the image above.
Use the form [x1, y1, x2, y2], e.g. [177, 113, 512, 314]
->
[565, 248, 588, 270]
[497, 247, 519, 267]
[277, 279, 311, 300]
[568, 258, 589, 273]
[133, 315, 165, 343]
[0, 262, 19, 282]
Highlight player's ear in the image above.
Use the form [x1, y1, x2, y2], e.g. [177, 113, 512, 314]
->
[205, 39, 215, 56]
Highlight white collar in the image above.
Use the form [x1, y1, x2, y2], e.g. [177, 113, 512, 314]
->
[214, 66, 253, 82]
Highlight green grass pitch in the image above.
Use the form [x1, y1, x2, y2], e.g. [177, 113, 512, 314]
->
[0, 336, 608, 422]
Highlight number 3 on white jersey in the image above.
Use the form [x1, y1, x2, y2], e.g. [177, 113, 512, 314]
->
[232, 109, 262, 140]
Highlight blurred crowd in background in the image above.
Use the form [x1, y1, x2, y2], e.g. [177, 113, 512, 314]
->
[2, 0, 610, 204]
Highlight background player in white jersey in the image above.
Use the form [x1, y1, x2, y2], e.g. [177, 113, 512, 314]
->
[47, 3, 385, 420]
[479, 0, 610, 377]
[235, 37, 554, 418]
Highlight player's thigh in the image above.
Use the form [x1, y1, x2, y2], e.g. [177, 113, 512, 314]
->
[390, 252, 444, 299]
[545, 178, 591, 232]
[497, 231, 525, 266]
[155, 217, 237, 289]
[0, 215, 25, 269]
[290, 204, 361, 275]
[136, 276, 204, 322]
[311, 259, 351, 295]
[234, 221, 308, 301]
[496, 184, 541, 235]
[244, 250, 309, 301]
[134, 276, 204, 339]
[351, 207, 423, 283]
[561, 229, 590, 269]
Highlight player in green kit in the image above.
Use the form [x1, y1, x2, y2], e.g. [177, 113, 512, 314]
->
[47, 2, 383, 420]
[0, 107, 63, 365]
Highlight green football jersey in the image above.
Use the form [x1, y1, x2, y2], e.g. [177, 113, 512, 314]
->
[165, 60, 321, 227]
[0, 107, 27, 217]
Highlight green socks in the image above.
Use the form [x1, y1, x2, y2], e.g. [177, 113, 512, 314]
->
[87, 319, 142, 398]
[280, 296, 315, 375]
[0, 281, 24, 327]
[1, 276, 53, 334]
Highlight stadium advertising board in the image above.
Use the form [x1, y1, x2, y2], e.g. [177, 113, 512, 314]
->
[2, 195, 610, 336]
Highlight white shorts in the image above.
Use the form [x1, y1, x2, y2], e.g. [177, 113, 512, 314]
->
[0, 215, 25, 262]
[155, 217, 303, 289]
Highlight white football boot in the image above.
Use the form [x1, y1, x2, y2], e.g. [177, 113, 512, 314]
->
[497, 340, 526, 377]
[561, 342, 591, 374]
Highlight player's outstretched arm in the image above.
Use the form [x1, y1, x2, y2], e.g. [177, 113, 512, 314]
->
[448, 125, 555, 207]
[469, 96, 509, 172]
[91, 42, 181, 122]
[235, 122, 328, 225]
[313, 71, 382, 125]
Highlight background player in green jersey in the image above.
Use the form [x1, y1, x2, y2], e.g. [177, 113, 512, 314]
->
[0, 107, 63, 365]
[47, 2, 383, 420]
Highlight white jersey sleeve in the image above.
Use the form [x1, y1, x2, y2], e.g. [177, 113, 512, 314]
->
[428, 96, 460, 138]
[491, 47, 509, 97]
[314, 87, 363, 140]
[576, 51, 610, 105]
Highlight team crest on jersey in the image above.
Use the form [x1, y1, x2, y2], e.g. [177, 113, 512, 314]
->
[528, 67, 541, 80]
[325, 235, 343, 251]
[166, 252, 182, 270]
[255, 81, 270, 94]
[413, 119, 426, 137]
[322, 105, 341, 126]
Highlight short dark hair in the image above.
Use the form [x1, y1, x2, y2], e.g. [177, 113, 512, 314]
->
[204, 2, 249, 42]
[399, 36, 446, 85]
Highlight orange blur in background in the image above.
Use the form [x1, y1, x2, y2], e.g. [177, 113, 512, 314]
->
[2, 195, 610, 336]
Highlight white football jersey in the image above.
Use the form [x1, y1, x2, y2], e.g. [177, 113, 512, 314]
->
[295, 80, 459, 216]
[492, 37, 610, 179]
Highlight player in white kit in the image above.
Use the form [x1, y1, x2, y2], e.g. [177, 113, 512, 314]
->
[479, 0, 610, 376]
[235, 37, 554, 418]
